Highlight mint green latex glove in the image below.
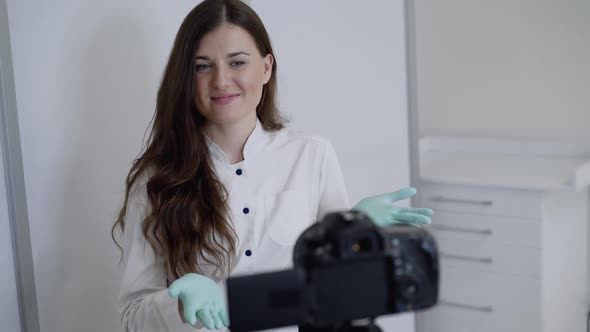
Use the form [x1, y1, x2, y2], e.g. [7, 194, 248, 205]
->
[352, 187, 433, 227]
[168, 273, 229, 329]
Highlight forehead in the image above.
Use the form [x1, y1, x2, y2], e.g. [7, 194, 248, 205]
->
[195, 23, 259, 56]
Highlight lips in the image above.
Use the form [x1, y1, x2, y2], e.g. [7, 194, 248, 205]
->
[211, 94, 240, 100]
[211, 94, 239, 105]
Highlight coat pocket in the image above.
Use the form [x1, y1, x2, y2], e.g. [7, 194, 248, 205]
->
[264, 190, 313, 246]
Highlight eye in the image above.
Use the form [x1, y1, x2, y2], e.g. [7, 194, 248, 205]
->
[231, 61, 246, 68]
[195, 63, 211, 72]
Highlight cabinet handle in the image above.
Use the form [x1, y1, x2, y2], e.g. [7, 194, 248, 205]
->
[431, 224, 493, 235]
[440, 252, 493, 264]
[439, 299, 493, 312]
[430, 196, 493, 206]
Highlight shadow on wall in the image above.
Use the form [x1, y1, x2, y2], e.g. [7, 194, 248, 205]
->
[53, 14, 156, 332]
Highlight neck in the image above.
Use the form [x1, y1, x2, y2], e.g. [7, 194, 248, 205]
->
[203, 115, 257, 164]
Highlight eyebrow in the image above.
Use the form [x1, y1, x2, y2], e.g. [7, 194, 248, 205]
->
[195, 51, 251, 60]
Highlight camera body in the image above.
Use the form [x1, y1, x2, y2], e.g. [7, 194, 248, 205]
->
[227, 210, 439, 332]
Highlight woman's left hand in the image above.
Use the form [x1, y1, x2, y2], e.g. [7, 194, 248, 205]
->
[352, 187, 433, 227]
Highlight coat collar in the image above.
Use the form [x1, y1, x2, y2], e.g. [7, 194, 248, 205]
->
[204, 118, 270, 165]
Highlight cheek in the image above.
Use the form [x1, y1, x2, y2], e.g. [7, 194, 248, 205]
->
[193, 77, 207, 103]
[238, 71, 265, 98]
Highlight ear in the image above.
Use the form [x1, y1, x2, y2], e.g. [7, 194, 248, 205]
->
[262, 53, 274, 85]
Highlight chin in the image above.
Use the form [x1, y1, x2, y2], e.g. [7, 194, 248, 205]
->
[207, 113, 251, 126]
[199, 103, 255, 125]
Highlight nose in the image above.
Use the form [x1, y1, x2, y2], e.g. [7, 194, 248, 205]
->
[212, 65, 230, 89]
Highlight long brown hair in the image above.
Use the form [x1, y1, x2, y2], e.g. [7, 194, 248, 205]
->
[112, 0, 285, 280]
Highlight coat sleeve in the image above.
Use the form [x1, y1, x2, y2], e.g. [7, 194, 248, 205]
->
[117, 175, 218, 332]
[316, 140, 352, 221]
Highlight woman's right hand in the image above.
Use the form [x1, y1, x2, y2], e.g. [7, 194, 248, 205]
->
[168, 273, 230, 329]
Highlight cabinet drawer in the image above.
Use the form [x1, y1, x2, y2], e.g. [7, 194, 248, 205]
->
[417, 265, 540, 332]
[435, 234, 540, 277]
[427, 210, 541, 248]
[420, 182, 542, 220]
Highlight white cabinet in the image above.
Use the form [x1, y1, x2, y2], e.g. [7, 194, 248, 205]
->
[415, 137, 590, 332]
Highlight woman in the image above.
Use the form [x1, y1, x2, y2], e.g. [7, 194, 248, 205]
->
[112, 0, 433, 331]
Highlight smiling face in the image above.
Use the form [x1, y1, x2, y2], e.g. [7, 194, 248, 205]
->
[193, 22, 274, 127]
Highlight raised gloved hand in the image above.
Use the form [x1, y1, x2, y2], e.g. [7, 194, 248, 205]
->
[168, 273, 229, 329]
[352, 187, 433, 227]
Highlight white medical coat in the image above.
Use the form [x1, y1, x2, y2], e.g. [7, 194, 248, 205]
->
[118, 119, 351, 332]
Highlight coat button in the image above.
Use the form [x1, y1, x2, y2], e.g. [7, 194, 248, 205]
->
[245, 250, 252, 257]
[236, 169, 243, 175]
[243, 207, 249, 214]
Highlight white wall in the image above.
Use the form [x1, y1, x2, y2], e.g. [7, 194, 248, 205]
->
[416, 0, 590, 142]
[6, 1, 202, 331]
[6, 0, 414, 331]
[251, 0, 412, 204]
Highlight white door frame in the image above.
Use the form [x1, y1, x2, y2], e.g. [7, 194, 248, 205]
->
[0, 0, 40, 330]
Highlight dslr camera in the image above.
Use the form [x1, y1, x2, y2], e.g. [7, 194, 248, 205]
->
[227, 210, 439, 332]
